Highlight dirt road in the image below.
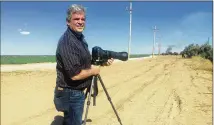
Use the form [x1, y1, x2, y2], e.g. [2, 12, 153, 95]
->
[1, 56, 212, 125]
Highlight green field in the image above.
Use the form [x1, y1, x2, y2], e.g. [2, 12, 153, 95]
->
[1, 55, 56, 64]
[1, 54, 151, 64]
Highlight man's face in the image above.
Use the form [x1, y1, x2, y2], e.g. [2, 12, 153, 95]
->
[67, 12, 85, 33]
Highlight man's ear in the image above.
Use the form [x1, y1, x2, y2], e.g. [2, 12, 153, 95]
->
[66, 18, 71, 25]
[66, 21, 70, 26]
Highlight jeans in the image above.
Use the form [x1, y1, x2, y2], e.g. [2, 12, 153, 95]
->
[54, 87, 85, 125]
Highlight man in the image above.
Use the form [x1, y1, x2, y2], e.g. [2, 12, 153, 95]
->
[54, 4, 114, 125]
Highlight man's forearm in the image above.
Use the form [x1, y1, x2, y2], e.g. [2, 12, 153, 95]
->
[71, 69, 94, 80]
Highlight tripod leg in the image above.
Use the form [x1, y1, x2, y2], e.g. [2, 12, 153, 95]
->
[83, 76, 95, 125]
[92, 76, 98, 106]
[97, 74, 123, 125]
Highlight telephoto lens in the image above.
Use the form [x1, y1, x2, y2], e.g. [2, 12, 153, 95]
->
[91, 46, 128, 65]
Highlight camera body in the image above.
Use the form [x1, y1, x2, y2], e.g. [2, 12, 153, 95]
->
[91, 46, 128, 65]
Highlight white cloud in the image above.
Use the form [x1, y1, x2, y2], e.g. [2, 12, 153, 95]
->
[18, 29, 30, 35]
[20, 31, 30, 35]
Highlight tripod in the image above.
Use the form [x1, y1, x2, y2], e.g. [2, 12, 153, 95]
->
[82, 74, 123, 125]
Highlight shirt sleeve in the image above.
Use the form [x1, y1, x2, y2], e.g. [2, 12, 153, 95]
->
[59, 41, 82, 78]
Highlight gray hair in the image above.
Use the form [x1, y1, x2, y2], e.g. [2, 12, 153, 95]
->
[66, 4, 86, 22]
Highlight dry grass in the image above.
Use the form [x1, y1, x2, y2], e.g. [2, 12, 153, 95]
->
[190, 56, 213, 72]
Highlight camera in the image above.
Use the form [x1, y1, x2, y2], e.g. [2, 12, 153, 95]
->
[91, 46, 128, 65]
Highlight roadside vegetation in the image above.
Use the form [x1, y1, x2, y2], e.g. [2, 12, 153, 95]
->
[161, 42, 213, 63]
[180, 42, 213, 63]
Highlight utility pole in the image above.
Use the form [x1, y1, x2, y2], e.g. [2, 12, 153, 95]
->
[157, 36, 161, 55]
[152, 26, 158, 58]
[126, 1, 132, 59]
[158, 42, 161, 55]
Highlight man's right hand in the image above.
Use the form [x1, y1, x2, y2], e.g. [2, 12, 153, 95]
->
[90, 65, 100, 75]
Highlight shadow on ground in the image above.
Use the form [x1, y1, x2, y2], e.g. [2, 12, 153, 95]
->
[50, 115, 92, 125]
[51, 115, 64, 125]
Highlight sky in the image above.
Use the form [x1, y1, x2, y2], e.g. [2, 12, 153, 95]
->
[1, 1, 213, 55]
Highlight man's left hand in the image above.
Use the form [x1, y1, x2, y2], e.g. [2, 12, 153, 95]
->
[102, 58, 114, 66]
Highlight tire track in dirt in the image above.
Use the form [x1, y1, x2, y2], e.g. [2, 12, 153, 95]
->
[90, 73, 164, 125]
[10, 107, 56, 125]
[97, 59, 175, 95]
[145, 59, 177, 102]
[160, 57, 212, 125]
[90, 57, 179, 124]
[94, 60, 163, 93]
[123, 57, 182, 125]
[143, 59, 183, 125]
[186, 63, 213, 124]
[153, 89, 182, 125]
[109, 58, 174, 99]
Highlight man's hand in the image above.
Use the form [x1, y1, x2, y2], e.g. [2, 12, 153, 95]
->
[102, 58, 114, 66]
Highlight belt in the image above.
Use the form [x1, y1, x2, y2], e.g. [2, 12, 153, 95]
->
[56, 85, 85, 91]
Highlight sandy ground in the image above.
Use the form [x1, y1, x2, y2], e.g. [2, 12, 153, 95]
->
[1, 56, 213, 125]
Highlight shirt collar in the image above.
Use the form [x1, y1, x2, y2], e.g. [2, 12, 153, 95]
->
[67, 27, 84, 40]
[67, 27, 88, 47]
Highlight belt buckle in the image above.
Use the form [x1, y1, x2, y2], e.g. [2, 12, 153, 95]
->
[57, 87, 64, 91]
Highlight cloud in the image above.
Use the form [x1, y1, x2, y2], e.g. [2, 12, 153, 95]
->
[20, 31, 30, 35]
[18, 29, 30, 35]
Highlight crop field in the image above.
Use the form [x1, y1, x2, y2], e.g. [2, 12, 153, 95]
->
[1, 55, 56, 64]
